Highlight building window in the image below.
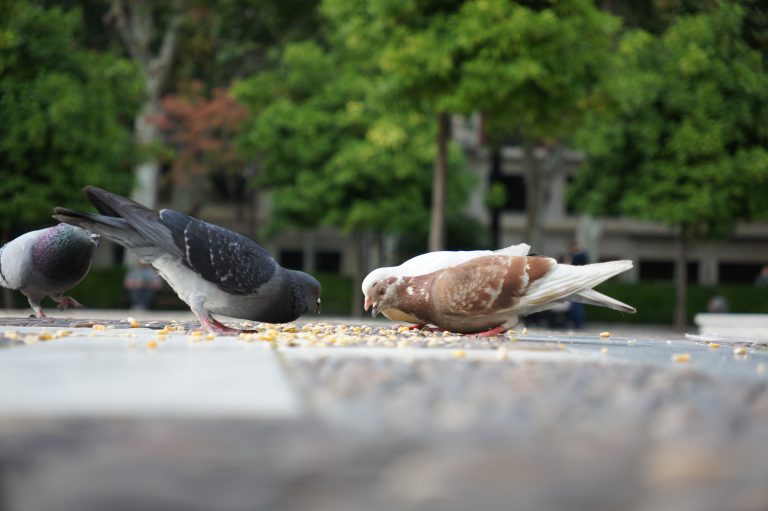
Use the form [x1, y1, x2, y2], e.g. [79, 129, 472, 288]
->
[490, 175, 526, 212]
[315, 251, 341, 273]
[719, 262, 763, 284]
[639, 260, 698, 283]
[280, 250, 304, 271]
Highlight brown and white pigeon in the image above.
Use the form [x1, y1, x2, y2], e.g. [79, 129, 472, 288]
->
[361, 243, 532, 311]
[54, 186, 321, 333]
[0, 224, 98, 317]
[369, 254, 635, 335]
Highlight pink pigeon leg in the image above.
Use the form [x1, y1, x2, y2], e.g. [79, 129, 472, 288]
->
[207, 315, 241, 333]
[25, 296, 47, 318]
[467, 325, 507, 337]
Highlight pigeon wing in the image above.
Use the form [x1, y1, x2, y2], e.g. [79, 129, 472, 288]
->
[432, 255, 556, 315]
[160, 210, 279, 296]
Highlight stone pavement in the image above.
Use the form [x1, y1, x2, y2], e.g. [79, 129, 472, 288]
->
[1, 310, 767, 511]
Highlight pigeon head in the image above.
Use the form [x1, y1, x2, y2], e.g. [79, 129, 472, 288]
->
[362, 267, 394, 311]
[33, 224, 97, 283]
[369, 276, 405, 318]
[289, 270, 322, 317]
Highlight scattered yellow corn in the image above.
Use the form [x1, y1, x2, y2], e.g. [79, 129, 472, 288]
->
[92, 324, 106, 331]
[452, 350, 466, 359]
[37, 332, 53, 341]
[600, 331, 611, 338]
[146, 340, 158, 349]
[709, 343, 720, 349]
[672, 353, 691, 363]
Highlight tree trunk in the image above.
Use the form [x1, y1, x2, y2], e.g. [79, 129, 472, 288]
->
[105, 0, 182, 209]
[429, 113, 450, 252]
[674, 226, 688, 332]
[134, 99, 162, 209]
[522, 139, 543, 251]
[490, 147, 502, 248]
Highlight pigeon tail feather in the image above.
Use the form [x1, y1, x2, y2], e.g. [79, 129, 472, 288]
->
[521, 260, 633, 309]
[53, 207, 159, 261]
[571, 288, 636, 314]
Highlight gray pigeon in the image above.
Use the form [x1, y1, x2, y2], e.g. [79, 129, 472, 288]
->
[0, 224, 98, 317]
[54, 186, 321, 333]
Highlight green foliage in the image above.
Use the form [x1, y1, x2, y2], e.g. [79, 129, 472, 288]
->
[570, 3, 768, 238]
[0, 2, 142, 233]
[234, 39, 474, 238]
[587, 281, 768, 325]
[348, 0, 619, 141]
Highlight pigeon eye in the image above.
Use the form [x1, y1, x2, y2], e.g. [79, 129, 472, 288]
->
[379, 289, 385, 296]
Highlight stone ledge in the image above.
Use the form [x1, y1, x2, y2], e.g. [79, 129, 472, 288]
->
[695, 313, 768, 341]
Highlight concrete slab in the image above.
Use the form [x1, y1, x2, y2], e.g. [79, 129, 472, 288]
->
[0, 327, 303, 419]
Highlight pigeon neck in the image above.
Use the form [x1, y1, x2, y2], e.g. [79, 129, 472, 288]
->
[388, 275, 435, 321]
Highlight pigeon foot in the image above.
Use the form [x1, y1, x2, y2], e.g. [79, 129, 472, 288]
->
[55, 295, 85, 311]
[467, 326, 507, 337]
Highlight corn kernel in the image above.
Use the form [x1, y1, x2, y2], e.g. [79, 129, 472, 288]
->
[734, 346, 749, 357]
[190, 331, 204, 337]
[709, 342, 720, 349]
[92, 324, 106, 331]
[146, 340, 158, 349]
[672, 353, 690, 363]
[600, 331, 611, 338]
[452, 350, 466, 359]
[37, 332, 53, 341]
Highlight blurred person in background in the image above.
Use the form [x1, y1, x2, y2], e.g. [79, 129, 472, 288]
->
[124, 263, 163, 310]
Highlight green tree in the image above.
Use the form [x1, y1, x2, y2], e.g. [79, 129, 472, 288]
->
[234, 41, 472, 237]
[0, 2, 141, 235]
[323, 0, 618, 251]
[570, 3, 768, 329]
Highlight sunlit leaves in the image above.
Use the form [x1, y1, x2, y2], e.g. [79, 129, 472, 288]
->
[571, 3, 768, 238]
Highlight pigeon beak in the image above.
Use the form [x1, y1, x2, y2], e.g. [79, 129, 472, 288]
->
[363, 296, 372, 311]
[315, 298, 321, 315]
[90, 233, 101, 247]
[371, 301, 381, 318]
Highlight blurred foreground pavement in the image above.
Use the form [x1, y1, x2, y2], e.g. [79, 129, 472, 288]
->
[1, 310, 767, 511]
